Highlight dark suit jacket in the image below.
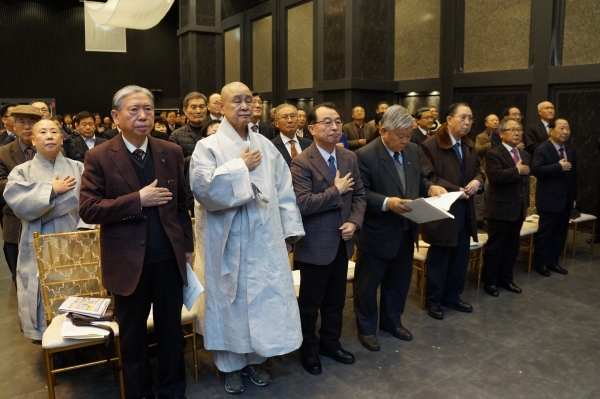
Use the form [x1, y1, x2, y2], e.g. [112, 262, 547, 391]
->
[419, 124, 485, 246]
[271, 133, 312, 167]
[0, 139, 27, 243]
[298, 126, 312, 140]
[290, 143, 366, 265]
[166, 123, 182, 136]
[102, 128, 119, 140]
[410, 128, 430, 146]
[532, 140, 577, 213]
[79, 134, 194, 296]
[72, 135, 108, 161]
[342, 122, 377, 150]
[257, 122, 274, 140]
[355, 138, 432, 259]
[525, 121, 549, 154]
[151, 129, 169, 141]
[484, 145, 530, 221]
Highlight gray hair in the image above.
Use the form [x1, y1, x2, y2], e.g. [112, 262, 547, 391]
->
[498, 117, 522, 133]
[381, 105, 414, 131]
[275, 103, 298, 118]
[112, 85, 154, 112]
[183, 92, 207, 108]
[537, 101, 552, 111]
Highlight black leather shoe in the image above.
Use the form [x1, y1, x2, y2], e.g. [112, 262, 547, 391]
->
[358, 334, 380, 351]
[301, 355, 322, 375]
[536, 265, 550, 277]
[318, 347, 355, 364]
[425, 305, 444, 320]
[484, 285, 499, 297]
[443, 301, 473, 313]
[379, 325, 413, 341]
[548, 264, 568, 275]
[500, 282, 522, 294]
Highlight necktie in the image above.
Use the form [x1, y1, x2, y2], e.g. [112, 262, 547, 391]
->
[133, 149, 145, 162]
[511, 148, 519, 164]
[251, 125, 258, 133]
[297, 129, 303, 138]
[25, 147, 35, 161]
[453, 142, 462, 166]
[425, 132, 430, 138]
[328, 155, 336, 177]
[558, 147, 565, 160]
[358, 126, 364, 140]
[289, 139, 298, 159]
[393, 151, 403, 165]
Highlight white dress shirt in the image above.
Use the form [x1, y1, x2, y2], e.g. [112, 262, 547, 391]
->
[280, 133, 303, 157]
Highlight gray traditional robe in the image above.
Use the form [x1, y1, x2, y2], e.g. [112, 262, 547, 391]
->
[190, 117, 304, 357]
[4, 153, 84, 340]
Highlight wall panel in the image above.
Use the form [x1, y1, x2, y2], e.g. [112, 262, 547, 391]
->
[252, 15, 273, 93]
[562, 0, 600, 66]
[287, 2, 314, 90]
[224, 27, 241, 84]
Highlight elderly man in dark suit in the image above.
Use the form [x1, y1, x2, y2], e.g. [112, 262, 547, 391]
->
[0, 105, 42, 286]
[532, 117, 577, 277]
[410, 107, 434, 145]
[71, 111, 107, 161]
[482, 118, 530, 297]
[290, 102, 366, 376]
[342, 105, 376, 151]
[170, 92, 208, 170]
[354, 106, 445, 351]
[420, 103, 485, 320]
[271, 104, 312, 167]
[79, 85, 193, 399]
[525, 101, 554, 154]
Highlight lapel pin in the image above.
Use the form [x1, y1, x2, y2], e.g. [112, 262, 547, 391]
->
[162, 159, 165, 163]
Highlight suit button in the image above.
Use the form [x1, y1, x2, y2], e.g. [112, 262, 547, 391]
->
[141, 240, 145, 246]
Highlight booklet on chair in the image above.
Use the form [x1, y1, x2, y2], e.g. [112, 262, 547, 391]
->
[58, 297, 111, 318]
[61, 316, 111, 339]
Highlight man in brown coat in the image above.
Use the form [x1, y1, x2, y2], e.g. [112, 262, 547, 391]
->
[420, 103, 485, 320]
[290, 102, 366, 376]
[0, 105, 42, 286]
[79, 85, 193, 399]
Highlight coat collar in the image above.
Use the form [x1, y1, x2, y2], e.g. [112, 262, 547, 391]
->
[435, 123, 474, 150]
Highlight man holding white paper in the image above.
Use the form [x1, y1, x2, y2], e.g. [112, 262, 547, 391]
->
[353, 105, 445, 351]
[420, 103, 485, 320]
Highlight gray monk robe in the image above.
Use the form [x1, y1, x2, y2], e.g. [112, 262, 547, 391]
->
[4, 153, 83, 340]
[190, 117, 304, 363]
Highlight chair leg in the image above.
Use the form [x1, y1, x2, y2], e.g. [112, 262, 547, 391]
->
[115, 338, 126, 399]
[477, 249, 483, 289]
[419, 264, 426, 310]
[572, 222, 578, 258]
[192, 321, 198, 381]
[527, 235, 534, 273]
[43, 349, 55, 399]
[591, 220, 596, 255]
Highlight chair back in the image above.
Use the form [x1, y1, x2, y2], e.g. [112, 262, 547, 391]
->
[33, 227, 106, 325]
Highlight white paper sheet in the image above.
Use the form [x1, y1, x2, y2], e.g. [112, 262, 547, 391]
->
[61, 317, 110, 339]
[183, 262, 204, 311]
[423, 191, 463, 211]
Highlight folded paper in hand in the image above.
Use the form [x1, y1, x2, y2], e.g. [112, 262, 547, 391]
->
[183, 262, 204, 311]
[400, 191, 463, 224]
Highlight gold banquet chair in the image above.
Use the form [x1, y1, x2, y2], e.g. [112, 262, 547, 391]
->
[33, 227, 125, 399]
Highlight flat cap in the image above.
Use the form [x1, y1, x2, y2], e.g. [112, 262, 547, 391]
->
[11, 105, 43, 119]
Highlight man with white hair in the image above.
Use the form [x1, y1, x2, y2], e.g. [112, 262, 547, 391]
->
[354, 105, 445, 351]
[190, 81, 304, 394]
[525, 101, 555, 154]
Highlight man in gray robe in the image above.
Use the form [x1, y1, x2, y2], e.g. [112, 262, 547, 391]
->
[190, 82, 305, 394]
[5, 119, 83, 341]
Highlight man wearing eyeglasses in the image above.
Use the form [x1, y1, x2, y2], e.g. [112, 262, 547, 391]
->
[481, 118, 530, 297]
[0, 106, 42, 290]
[290, 103, 366, 375]
[531, 118, 577, 277]
[526, 101, 555, 155]
[410, 107, 434, 146]
[248, 93, 274, 139]
[342, 105, 376, 151]
[271, 104, 312, 167]
[71, 111, 108, 161]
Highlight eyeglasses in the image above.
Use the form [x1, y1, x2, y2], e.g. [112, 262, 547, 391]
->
[312, 119, 343, 128]
[555, 126, 570, 132]
[454, 114, 474, 122]
[278, 114, 297, 121]
[504, 128, 523, 134]
[79, 122, 95, 128]
[509, 113, 522, 118]
[188, 104, 206, 110]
